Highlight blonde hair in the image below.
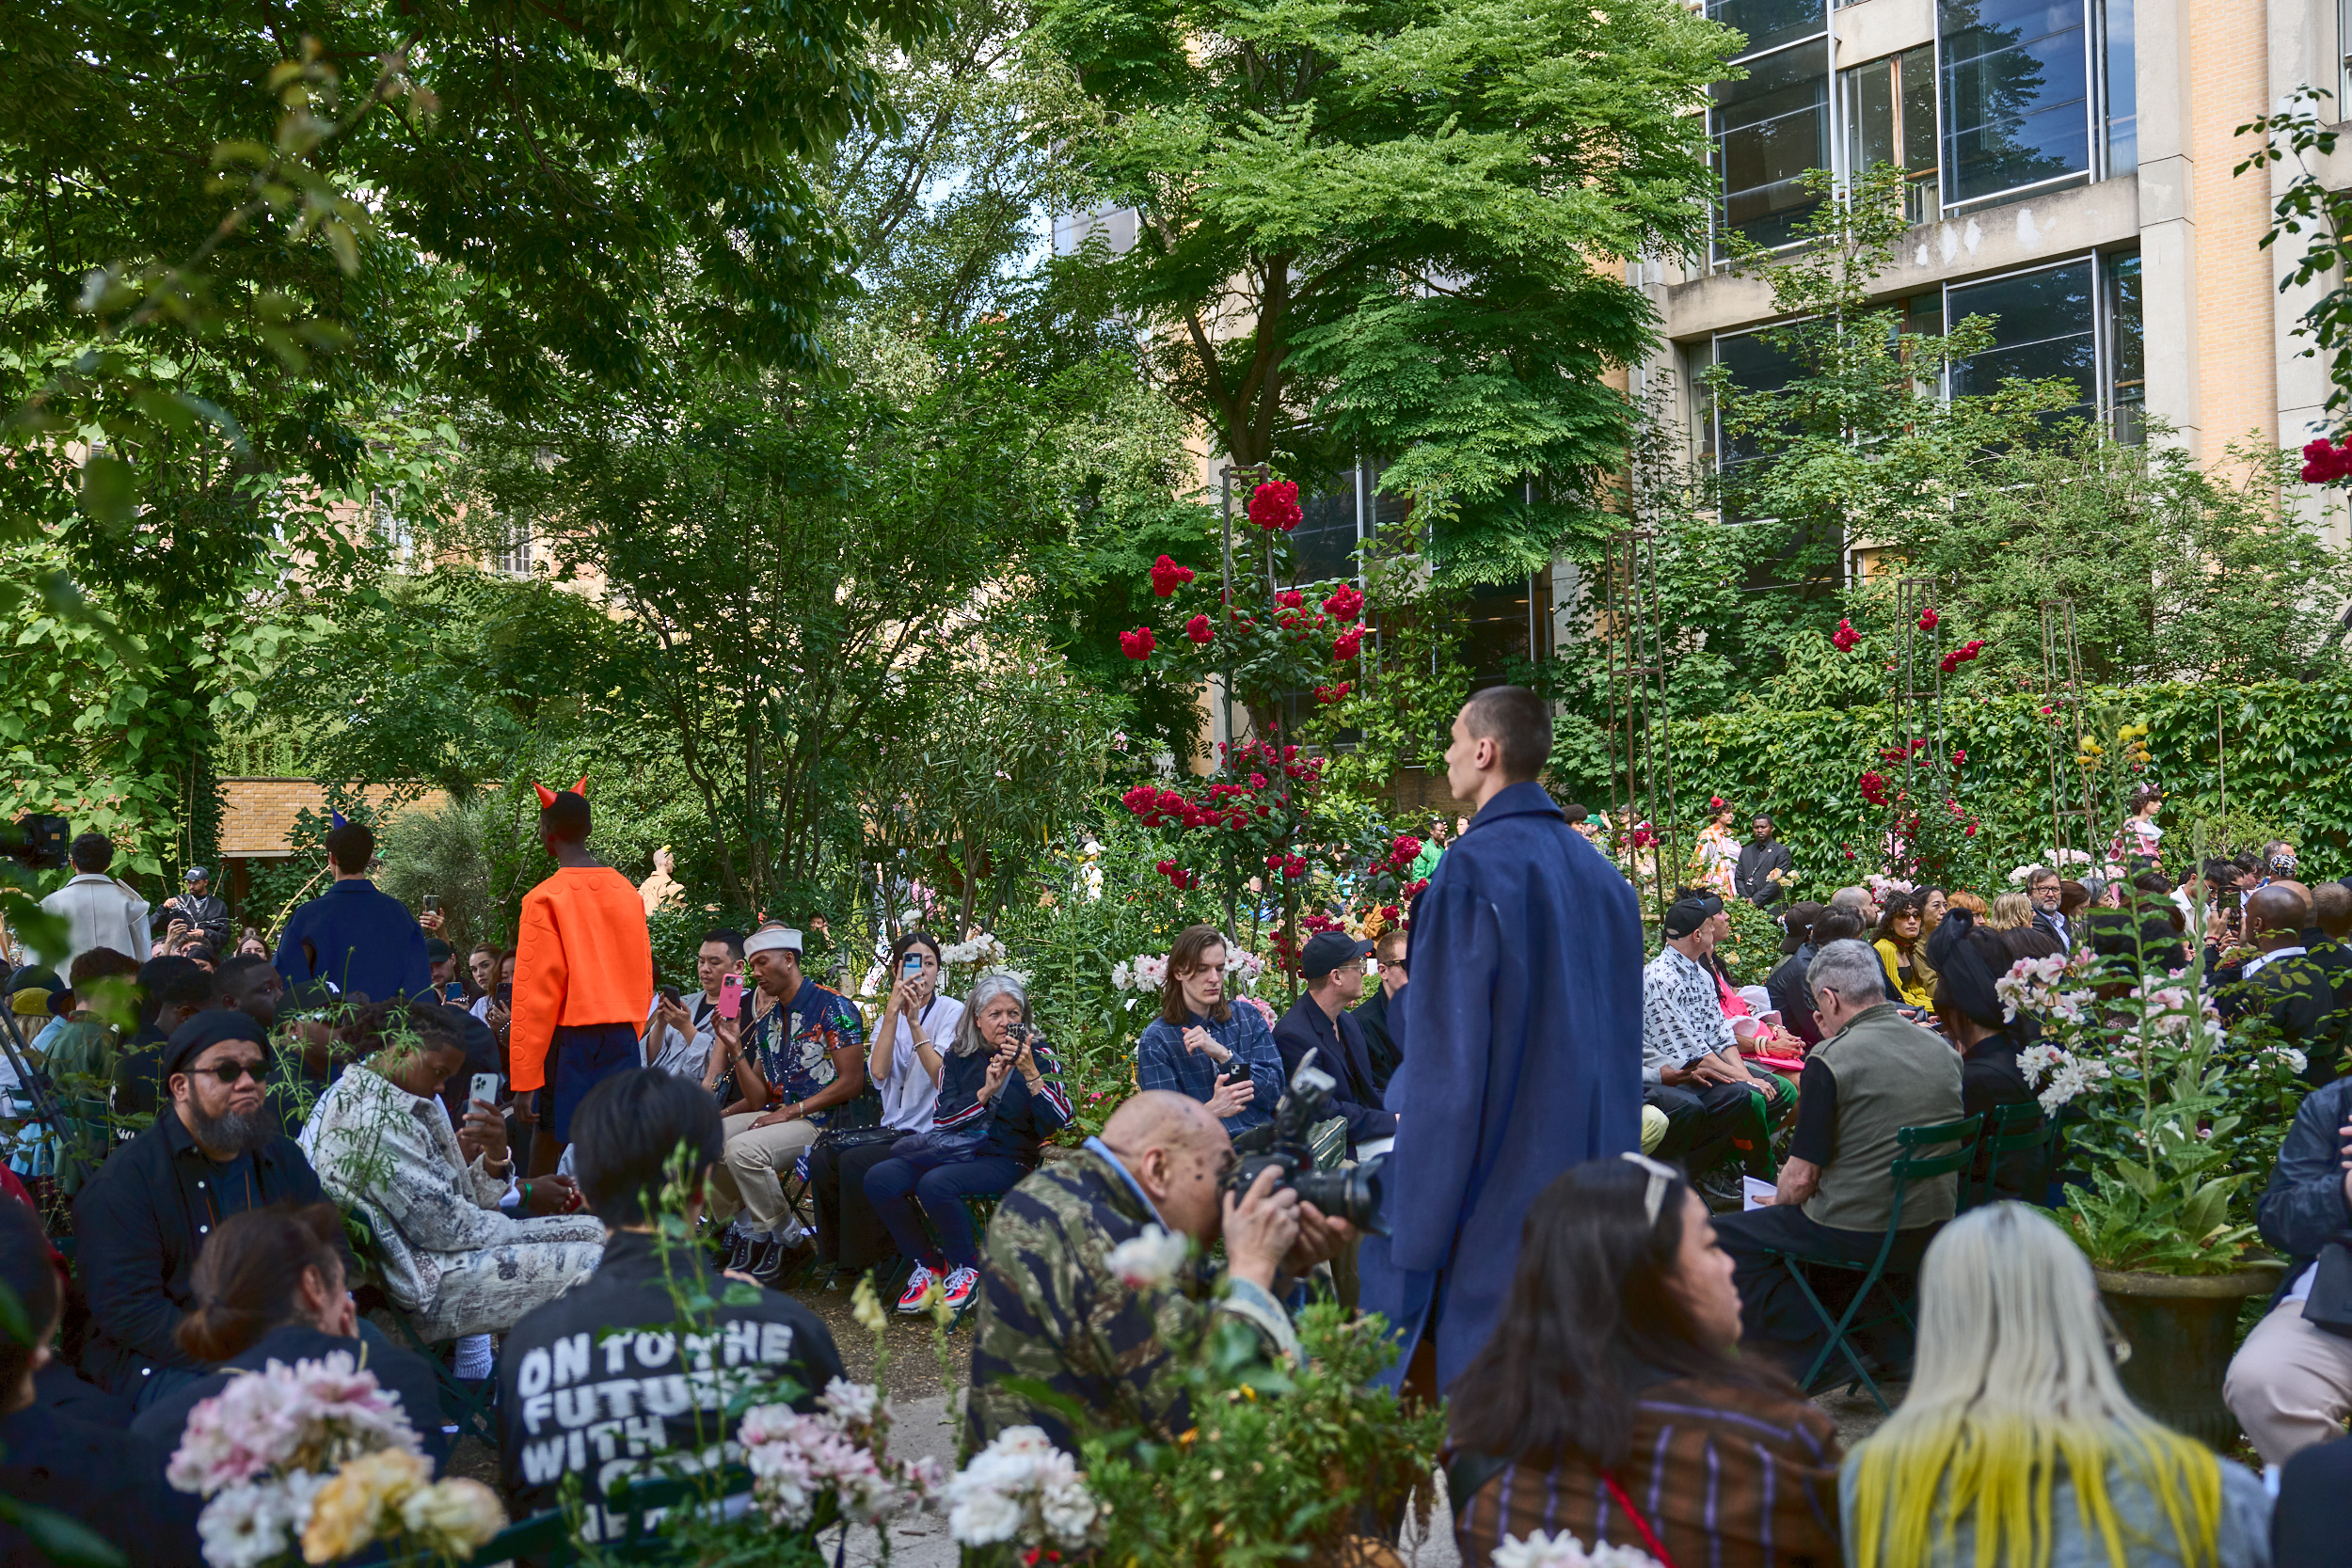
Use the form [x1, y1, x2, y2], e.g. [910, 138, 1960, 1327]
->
[1847, 1205, 2221, 1568]
[1985, 892, 2036, 931]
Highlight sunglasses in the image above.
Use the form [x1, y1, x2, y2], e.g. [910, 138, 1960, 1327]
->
[187, 1059, 266, 1085]
[1619, 1151, 1678, 1226]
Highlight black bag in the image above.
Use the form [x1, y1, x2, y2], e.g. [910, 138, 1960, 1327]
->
[2302, 1241, 2352, 1338]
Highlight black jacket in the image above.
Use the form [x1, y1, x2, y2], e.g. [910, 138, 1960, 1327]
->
[499, 1227, 843, 1539]
[131, 1321, 450, 1473]
[0, 1403, 203, 1568]
[1355, 984, 1404, 1097]
[2255, 1077, 2352, 1315]
[2278, 1433, 2352, 1568]
[1766, 943, 1818, 1043]
[2221, 950, 2337, 1085]
[72, 1108, 340, 1396]
[160, 892, 231, 949]
[1270, 993, 1395, 1153]
[1733, 841, 1793, 906]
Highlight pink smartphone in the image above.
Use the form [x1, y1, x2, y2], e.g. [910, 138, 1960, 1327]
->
[719, 974, 743, 1020]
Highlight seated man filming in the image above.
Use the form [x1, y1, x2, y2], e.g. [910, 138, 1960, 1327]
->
[1641, 893, 1788, 1187]
[965, 1087, 1354, 1456]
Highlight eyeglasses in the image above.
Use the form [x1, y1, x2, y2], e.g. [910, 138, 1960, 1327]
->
[189, 1060, 265, 1085]
[1619, 1152, 1677, 1226]
[1375, 958, 1406, 971]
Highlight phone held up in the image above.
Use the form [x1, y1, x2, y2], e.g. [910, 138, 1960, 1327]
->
[423, 893, 440, 914]
[719, 974, 744, 1020]
[902, 953, 923, 981]
[469, 1072, 501, 1109]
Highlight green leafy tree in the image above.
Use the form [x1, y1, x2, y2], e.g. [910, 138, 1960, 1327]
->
[1034, 0, 1736, 578]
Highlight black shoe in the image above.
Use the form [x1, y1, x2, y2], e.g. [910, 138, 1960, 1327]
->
[1694, 1165, 1749, 1212]
[726, 1228, 760, 1273]
[751, 1234, 812, 1286]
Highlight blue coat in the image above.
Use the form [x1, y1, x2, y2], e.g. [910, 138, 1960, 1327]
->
[1358, 781, 1645, 1390]
[273, 878, 432, 1003]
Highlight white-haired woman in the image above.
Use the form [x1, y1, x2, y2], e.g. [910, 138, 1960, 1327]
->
[1843, 1203, 2271, 1568]
[864, 970, 1072, 1315]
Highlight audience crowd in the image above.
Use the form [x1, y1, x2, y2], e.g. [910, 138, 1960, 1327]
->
[10, 703, 2352, 1568]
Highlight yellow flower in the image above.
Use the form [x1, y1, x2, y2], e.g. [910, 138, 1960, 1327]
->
[398, 1478, 506, 1557]
[304, 1449, 429, 1563]
[850, 1275, 887, 1338]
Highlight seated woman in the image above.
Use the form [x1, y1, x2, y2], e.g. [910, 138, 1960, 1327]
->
[0, 1200, 203, 1567]
[1924, 911, 2044, 1204]
[1844, 1203, 2270, 1568]
[299, 999, 606, 1342]
[1986, 891, 2066, 963]
[1872, 892, 1935, 1008]
[865, 971, 1072, 1316]
[810, 929, 965, 1274]
[1449, 1154, 1843, 1568]
[130, 1202, 448, 1470]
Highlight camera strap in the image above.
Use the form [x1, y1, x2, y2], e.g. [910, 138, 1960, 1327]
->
[1601, 1471, 1681, 1568]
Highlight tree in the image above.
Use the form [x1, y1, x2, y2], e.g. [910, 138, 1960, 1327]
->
[1033, 0, 1735, 579]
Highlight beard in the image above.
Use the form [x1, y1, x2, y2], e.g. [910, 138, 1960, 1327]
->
[187, 1097, 279, 1155]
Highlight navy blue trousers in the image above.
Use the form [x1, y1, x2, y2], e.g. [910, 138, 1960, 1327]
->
[863, 1150, 1024, 1270]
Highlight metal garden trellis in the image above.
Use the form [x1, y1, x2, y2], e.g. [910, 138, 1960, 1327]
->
[1602, 527, 1677, 926]
[1889, 577, 1947, 879]
[2040, 597, 2099, 864]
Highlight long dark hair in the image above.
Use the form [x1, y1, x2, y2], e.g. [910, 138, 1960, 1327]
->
[176, 1202, 347, 1362]
[1446, 1160, 1794, 1469]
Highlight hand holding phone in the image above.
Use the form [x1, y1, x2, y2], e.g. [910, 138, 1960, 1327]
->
[902, 953, 924, 981]
[469, 1071, 501, 1108]
[719, 974, 744, 1020]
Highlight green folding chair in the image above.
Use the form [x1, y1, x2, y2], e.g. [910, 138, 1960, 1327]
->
[1760, 1113, 1981, 1413]
[474, 1464, 787, 1565]
[1963, 1099, 2050, 1211]
[344, 1210, 499, 1447]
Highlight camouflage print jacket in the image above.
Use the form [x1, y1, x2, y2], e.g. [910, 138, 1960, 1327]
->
[965, 1140, 1296, 1457]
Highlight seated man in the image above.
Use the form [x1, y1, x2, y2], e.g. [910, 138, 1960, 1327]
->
[1355, 925, 1407, 1098]
[72, 1010, 342, 1407]
[1133, 924, 1286, 1135]
[300, 999, 605, 1340]
[1270, 931, 1396, 1157]
[110, 956, 215, 1118]
[707, 925, 870, 1276]
[2224, 1067, 2352, 1466]
[2219, 884, 2336, 1085]
[1642, 894, 1788, 1184]
[966, 1089, 1352, 1455]
[500, 1068, 843, 1541]
[1709, 938, 1963, 1372]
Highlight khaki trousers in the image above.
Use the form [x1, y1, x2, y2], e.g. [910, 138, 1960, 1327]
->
[706, 1113, 822, 1234]
[2224, 1297, 2352, 1464]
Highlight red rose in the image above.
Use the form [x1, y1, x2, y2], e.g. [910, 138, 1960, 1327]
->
[1917, 606, 1939, 632]
[1276, 589, 1305, 610]
[1119, 626, 1156, 659]
[1248, 479, 1303, 531]
[1283, 855, 1308, 879]
[1951, 748, 1967, 766]
[1323, 584, 1365, 623]
[1331, 626, 1363, 660]
[1149, 554, 1196, 596]
[2304, 437, 2352, 483]
[1832, 618, 1861, 652]
[1184, 612, 1215, 645]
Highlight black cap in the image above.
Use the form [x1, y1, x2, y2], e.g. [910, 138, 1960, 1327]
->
[1778, 901, 1828, 955]
[1662, 894, 1724, 941]
[424, 938, 454, 962]
[1300, 930, 1375, 979]
[161, 1008, 271, 1083]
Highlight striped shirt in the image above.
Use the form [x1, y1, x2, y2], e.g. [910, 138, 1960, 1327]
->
[1452, 1375, 1842, 1568]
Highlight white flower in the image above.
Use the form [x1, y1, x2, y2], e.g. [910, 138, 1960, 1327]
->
[2266, 1046, 2310, 1075]
[2017, 1043, 2064, 1087]
[196, 1481, 296, 1568]
[2038, 1062, 2094, 1113]
[818, 1378, 886, 1433]
[946, 1481, 1025, 1545]
[1492, 1529, 1664, 1568]
[1104, 1224, 1189, 1291]
[398, 1477, 506, 1552]
[945, 1427, 1098, 1548]
[1110, 960, 1132, 991]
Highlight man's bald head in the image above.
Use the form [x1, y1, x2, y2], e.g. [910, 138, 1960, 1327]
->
[1829, 886, 1869, 913]
[1102, 1090, 1221, 1159]
[2247, 883, 2312, 944]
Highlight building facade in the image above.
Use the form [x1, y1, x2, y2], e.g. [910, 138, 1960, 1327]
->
[1646, 0, 2347, 551]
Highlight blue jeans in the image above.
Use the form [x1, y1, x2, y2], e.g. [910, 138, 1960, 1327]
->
[863, 1147, 1025, 1270]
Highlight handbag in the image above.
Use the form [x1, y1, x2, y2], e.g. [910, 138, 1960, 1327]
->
[2301, 1241, 2352, 1338]
[812, 1123, 906, 1154]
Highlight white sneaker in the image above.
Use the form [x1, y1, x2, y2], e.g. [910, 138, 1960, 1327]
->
[941, 1266, 979, 1311]
[897, 1264, 938, 1313]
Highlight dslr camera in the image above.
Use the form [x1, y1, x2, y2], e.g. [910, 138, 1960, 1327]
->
[1226, 1053, 1389, 1235]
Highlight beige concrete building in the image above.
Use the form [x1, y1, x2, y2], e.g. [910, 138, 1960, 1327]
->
[1649, 0, 2349, 548]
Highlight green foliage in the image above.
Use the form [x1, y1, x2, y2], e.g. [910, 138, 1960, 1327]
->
[1717, 895, 1787, 987]
[1066, 1306, 1444, 1567]
[1035, 0, 1738, 577]
[1321, 522, 1474, 796]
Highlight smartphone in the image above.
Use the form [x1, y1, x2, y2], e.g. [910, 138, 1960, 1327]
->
[719, 974, 743, 1020]
[469, 1071, 501, 1109]
[659, 985, 681, 1007]
[423, 893, 440, 913]
[901, 954, 923, 981]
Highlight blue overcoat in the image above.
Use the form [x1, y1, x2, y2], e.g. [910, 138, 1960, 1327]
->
[1359, 780, 1645, 1390]
[273, 878, 432, 1003]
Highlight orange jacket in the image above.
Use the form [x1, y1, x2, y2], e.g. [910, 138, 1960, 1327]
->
[508, 866, 655, 1094]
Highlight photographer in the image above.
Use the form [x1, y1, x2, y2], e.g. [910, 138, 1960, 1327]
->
[965, 1089, 1354, 1456]
[863, 971, 1072, 1315]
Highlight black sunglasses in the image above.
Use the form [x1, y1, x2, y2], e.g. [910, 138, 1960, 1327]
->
[188, 1059, 266, 1085]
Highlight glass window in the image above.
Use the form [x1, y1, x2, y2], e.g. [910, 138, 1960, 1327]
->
[1939, 0, 2092, 206]
[1947, 259, 2097, 419]
[1841, 45, 1942, 224]
[2106, 251, 2143, 441]
[1460, 575, 1548, 690]
[1285, 474, 1362, 587]
[1711, 0, 1828, 57]
[1714, 42, 1833, 255]
[2103, 0, 2136, 174]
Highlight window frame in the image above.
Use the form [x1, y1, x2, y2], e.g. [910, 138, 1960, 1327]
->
[1938, 249, 2142, 437]
[1708, 0, 1834, 262]
[1931, 0, 2132, 216]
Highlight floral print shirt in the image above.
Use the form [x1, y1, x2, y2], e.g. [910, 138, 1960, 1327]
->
[747, 980, 866, 1121]
[1642, 944, 1737, 1084]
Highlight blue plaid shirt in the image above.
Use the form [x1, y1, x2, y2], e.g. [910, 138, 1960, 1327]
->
[1135, 1006, 1285, 1133]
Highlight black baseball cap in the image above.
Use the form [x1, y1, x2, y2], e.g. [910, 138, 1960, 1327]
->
[1662, 894, 1724, 941]
[1300, 930, 1375, 979]
[425, 938, 454, 962]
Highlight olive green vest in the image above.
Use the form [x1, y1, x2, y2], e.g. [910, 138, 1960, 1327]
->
[1804, 1003, 1964, 1233]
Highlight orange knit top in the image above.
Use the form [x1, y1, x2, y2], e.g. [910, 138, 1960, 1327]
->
[508, 865, 655, 1094]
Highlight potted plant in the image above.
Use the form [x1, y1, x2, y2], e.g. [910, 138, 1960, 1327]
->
[2000, 891, 2299, 1449]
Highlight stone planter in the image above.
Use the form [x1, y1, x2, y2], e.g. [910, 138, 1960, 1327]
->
[2094, 1268, 2276, 1450]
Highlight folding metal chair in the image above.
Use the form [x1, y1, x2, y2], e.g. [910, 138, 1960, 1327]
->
[1963, 1098, 2051, 1211]
[474, 1463, 773, 1565]
[345, 1211, 498, 1447]
[1760, 1113, 1981, 1413]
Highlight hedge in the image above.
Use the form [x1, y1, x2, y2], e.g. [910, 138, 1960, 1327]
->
[1657, 676, 2352, 894]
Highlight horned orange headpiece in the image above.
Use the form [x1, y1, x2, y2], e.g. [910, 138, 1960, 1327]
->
[532, 777, 590, 808]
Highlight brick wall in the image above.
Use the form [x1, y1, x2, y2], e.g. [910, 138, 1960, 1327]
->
[2190, 0, 2281, 460]
[217, 779, 448, 858]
